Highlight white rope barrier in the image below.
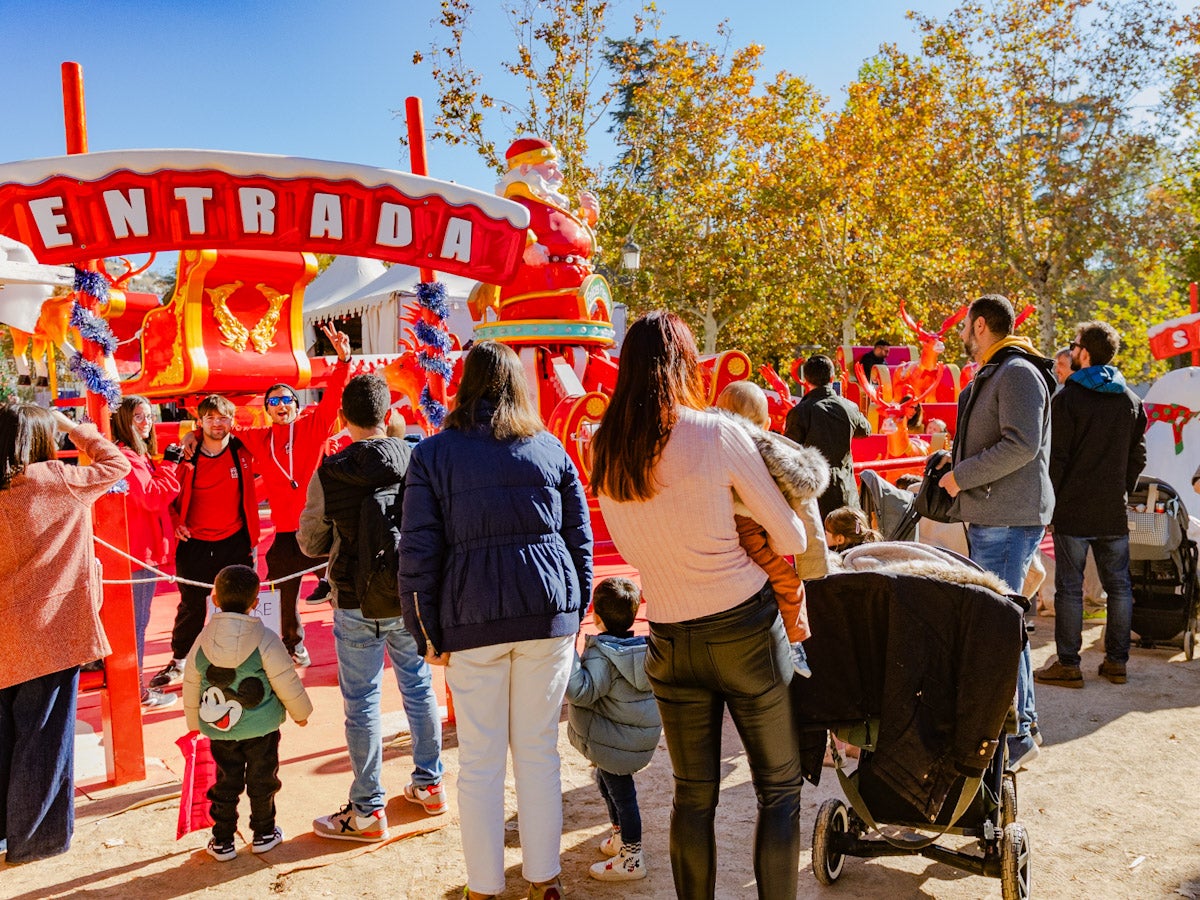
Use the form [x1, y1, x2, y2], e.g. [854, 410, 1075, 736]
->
[93, 535, 327, 591]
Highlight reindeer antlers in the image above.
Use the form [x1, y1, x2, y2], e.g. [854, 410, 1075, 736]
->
[901, 299, 970, 341]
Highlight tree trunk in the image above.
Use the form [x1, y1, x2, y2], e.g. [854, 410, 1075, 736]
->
[702, 286, 719, 354]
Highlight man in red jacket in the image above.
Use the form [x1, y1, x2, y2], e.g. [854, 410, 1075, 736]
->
[152, 394, 260, 688]
[218, 323, 352, 667]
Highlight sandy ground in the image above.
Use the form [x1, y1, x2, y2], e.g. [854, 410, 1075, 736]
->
[4, 611, 1199, 899]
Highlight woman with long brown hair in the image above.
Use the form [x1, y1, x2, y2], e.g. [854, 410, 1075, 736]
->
[111, 395, 181, 710]
[591, 312, 809, 899]
[400, 341, 592, 900]
[0, 404, 130, 862]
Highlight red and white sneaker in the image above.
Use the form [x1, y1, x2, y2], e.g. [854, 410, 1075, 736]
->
[403, 781, 448, 815]
[312, 803, 389, 842]
[599, 825, 621, 857]
[590, 842, 646, 881]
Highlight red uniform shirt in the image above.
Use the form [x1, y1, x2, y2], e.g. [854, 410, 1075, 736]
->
[185, 447, 245, 541]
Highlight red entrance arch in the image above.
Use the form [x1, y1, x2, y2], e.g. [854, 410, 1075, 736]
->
[0, 150, 529, 283]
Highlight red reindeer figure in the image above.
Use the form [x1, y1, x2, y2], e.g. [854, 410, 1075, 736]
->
[890, 300, 968, 404]
[856, 358, 936, 459]
[759, 364, 797, 432]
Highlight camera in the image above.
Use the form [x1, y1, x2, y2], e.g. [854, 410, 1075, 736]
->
[162, 444, 185, 464]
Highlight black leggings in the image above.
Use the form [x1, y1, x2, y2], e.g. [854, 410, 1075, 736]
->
[646, 584, 803, 900]
[172, 531, 253, 659]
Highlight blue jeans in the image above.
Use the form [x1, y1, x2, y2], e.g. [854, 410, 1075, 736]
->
[0, 666, 79, 862]
[596, 767, 641, 844]
[1052, 533, 1134, 666]
[332, 606, 443, 815]
[131, 566, 157, 672]
[968, 524, 1044, 739]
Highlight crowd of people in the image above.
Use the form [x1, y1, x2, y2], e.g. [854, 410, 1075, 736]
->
[0, 297, 1153, 898]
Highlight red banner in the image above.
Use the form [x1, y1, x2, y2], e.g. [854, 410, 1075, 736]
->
[0, 150, 528, 284]
[1148, 310, 1200, 360]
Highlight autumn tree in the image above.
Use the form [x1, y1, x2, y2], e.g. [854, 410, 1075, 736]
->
[600, 27, 825, 355]
[913, 0, 1184, 353]
[412, 0, 638, 185]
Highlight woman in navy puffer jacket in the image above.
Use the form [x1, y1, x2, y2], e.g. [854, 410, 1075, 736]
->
[399, 340, 592, 900]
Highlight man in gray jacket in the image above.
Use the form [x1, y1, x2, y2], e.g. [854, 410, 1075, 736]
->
[938, 294, 1056, 772]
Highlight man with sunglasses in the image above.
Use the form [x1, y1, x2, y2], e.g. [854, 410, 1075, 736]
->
[235, 323, 353, 666]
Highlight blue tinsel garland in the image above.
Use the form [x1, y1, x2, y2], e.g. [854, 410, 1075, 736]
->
[414, 281, 451, 427]
[73, 268, 110, 305]
[419, 385, 447, 428]
[415, 280, 449, 319]
[70, 267, 121, 409]
[417, 350, 454, 382]
[413, 319, 452, 353]
[107, 478, 130, 495]
[68, 353, 122, 409]
[70, 303, 118, 356]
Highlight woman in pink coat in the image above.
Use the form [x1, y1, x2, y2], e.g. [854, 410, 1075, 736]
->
[0, 404, 130, 862]
[111, 396, 180, 710]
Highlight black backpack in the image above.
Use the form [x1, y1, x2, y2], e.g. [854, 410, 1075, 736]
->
[355, 479, 405, 619]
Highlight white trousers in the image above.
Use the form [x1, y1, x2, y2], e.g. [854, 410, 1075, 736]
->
[446, 635, 574, 894]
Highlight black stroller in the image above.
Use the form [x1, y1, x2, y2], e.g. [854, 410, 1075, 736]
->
[795, 564, 1031, 899]
[1126, 476, 1199, 659]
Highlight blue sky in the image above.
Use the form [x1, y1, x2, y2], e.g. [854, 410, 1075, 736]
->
[1, 0, 964, 189]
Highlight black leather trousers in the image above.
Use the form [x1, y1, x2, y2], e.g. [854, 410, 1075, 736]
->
[646, 583, 804, 899]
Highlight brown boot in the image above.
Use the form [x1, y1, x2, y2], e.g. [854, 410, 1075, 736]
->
[1098, 658, 1127, 684]
[1034, 657, 1084, 688]
[528, 878, 563, 900]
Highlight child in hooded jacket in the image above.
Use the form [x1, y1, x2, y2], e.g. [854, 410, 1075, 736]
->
[182, 565, 313, 862]
[566, 577, 662, 882]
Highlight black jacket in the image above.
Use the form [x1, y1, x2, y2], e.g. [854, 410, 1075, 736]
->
[784, 385, 871, 519]
[1050, 379, 1147, 537]
[317, 437, 412, 609]
[794, 572, 1024, 822]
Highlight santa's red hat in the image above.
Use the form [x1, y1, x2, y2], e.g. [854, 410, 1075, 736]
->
[505, 137, 556, 169]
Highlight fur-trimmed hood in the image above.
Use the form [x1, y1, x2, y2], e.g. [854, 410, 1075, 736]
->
[713, 408, 830, 509]
[835, 541, 1010, 596]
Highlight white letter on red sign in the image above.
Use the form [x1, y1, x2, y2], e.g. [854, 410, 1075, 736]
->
[310, 193, 343, 240]
[440, 217, 472, 262]
[175, 187, 213, 234]
[376, 203, 412, 247]
[239, 188, 277, 234]
[103, 189, 149, 239]
[27, 197, 73, 249]
[1172, 329, 1189, 349]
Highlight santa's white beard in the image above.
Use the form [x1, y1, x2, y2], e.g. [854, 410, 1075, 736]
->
[496, 169, 571, 210]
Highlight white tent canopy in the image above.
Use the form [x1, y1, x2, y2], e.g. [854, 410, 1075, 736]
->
[304, 261, 479, 354]
[301, 256, 387, 351]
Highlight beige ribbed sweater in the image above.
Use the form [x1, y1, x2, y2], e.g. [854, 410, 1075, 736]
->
[0, 424, 131, 689]
[599, 407, 807, 623]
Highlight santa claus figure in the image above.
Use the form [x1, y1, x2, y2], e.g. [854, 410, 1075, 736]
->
[470, 138, 614, 347]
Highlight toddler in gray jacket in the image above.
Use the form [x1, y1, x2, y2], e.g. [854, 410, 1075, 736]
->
[566, 577, 662, 883]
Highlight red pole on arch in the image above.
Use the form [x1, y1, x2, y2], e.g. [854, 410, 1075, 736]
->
[1190, 282, 1198, 368]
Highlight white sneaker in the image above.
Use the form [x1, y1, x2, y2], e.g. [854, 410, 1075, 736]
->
[590, 842, 646, 881]
[599, 826, 621, 857]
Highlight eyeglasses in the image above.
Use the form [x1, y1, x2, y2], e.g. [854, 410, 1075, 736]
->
[266, 396, 297, 407]
[1069, 342, 1081, 350]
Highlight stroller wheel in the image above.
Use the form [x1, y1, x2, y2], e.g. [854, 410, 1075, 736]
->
[1001, 773, 1018, 828]
[1000, 823, 1031, 900]
[813, 798, 850, 885]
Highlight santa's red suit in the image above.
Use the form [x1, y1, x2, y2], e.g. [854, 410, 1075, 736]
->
[499, 181, 596, 322]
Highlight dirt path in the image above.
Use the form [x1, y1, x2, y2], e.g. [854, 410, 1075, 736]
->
[4, 613, 1199, 899]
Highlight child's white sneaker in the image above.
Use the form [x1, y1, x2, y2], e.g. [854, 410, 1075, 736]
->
[590, 842, 646, 881]
[599, 825, 621, 857]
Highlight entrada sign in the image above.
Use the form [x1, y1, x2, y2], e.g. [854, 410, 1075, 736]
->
[0, 150, 528, 283]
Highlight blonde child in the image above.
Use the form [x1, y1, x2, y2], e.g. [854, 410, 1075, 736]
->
[716, 381, 829, 678]
[824, 506, 882, 552]
[183, 565, 313, 861]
